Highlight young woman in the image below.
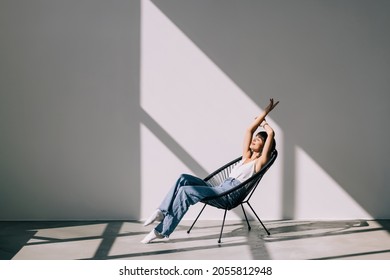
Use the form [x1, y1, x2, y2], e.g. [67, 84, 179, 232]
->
[141, 98, 279, 243]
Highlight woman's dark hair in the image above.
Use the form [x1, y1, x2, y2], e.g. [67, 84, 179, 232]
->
[256, 131, 276, 152]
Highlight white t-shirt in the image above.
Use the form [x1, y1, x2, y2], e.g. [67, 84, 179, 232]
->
[229, 159, 256, 183]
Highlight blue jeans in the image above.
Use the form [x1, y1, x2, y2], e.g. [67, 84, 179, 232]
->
[155, 174, 241, 237]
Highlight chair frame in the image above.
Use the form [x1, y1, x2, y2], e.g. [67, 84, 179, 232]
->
[187, 150, 278, 243]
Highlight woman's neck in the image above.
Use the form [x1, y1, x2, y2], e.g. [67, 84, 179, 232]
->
[250, 151, 261, 160]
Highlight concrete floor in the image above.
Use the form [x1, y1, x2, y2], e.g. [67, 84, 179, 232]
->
[1, 219, 390, 260]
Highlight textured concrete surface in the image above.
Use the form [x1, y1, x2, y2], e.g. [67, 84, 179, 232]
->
[1, 220, 389, 260]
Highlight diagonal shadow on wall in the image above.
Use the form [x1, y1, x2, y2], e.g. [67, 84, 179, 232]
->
[140, 107, 260, 221]
[140, 108, 209, 177]
[149, 0, 390, 219]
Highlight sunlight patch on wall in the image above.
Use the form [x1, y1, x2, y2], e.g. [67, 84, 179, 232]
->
[142, 0, 260, 167]
[295, 146, 372, 219]
[140, 0, 283, 220]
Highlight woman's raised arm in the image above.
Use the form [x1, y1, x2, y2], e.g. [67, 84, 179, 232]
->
[242, 98, 279, 160]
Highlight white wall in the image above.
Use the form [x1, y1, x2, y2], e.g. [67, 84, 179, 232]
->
[141, 0, 390, 220]
[1, 0, 389, 221]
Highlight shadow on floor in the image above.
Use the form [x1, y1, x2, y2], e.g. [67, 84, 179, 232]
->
[263, 219, 374, 242]
[0, 221, 105, 260]
[0, 219, 388, 260]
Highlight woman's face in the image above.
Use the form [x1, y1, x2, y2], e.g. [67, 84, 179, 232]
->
[250, 135, 264, 152]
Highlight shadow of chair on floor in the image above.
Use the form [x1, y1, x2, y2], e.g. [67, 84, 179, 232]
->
[262, 219, 372, 242]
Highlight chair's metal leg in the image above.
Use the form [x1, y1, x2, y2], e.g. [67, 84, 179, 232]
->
[241, 204, 251, 230]
[218, 209, 228, 243]
[247, 202, 270, 235]
[187, 203, 207, 234]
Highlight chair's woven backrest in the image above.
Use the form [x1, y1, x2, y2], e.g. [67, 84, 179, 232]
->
[203, 150, 278, 210]
[204, 157, 242, 187]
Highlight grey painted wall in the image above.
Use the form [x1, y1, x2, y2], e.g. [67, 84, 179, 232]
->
[1, 0, 389, 220]
[0, 0, 141, 220]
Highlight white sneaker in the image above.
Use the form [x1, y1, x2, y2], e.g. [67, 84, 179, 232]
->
[141, 229, 164, 244]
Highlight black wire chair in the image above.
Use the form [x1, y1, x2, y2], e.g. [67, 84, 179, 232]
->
[187, 149, 278, 243]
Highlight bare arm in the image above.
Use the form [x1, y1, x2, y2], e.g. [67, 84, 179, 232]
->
[255, 121, 275, 172]
[242, 98, 279, 159]
[242, 111, 268, 159]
